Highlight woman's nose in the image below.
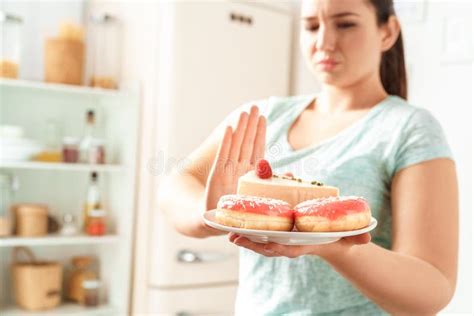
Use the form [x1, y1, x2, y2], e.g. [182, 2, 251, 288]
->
[315, 25, 336, 52]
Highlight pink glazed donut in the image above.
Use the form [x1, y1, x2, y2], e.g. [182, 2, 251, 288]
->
[294, 196, 371, 232]
[215, 194, 294, 231]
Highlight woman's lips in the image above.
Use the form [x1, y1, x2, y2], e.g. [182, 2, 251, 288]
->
[317, 59, 339, 71]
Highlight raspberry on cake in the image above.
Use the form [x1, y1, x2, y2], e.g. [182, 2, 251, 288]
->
[215, 194, 294, 231]
[256, 159, 272, 179]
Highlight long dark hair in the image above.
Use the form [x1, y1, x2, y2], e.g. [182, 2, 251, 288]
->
[368, 0, 407, 100]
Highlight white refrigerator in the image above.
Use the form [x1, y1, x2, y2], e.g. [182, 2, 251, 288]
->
[144, 2, 293, 314]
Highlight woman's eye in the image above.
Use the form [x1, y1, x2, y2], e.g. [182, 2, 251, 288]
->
[337, 22, 356, 29]
[305, 24, 319, 32]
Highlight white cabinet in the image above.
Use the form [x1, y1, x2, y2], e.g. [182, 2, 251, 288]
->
[145, 1, 293, 314]
[0, 79, 139, 315]
[159, 1, 293, 159]
[147, 285, 237, 316]
[150, 210, 239, 287]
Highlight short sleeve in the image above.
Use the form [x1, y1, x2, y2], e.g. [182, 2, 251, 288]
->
[391, 108, 453, 176]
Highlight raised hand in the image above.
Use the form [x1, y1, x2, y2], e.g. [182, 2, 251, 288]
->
[204, 105, 267, 212]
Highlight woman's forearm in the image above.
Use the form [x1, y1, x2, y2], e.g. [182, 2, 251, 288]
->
[321, 243, 454, 315]
[158, 172, 217, 238]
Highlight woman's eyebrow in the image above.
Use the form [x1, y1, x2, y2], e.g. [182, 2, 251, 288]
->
[330, 12, 360, 18]
[301, 12, 360, 21]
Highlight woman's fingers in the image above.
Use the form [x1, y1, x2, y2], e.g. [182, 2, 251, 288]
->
[344, 232, 371, 244]
[250, 116, 267, 164]
[228, 232, 239, 242]
[228, 112, 249, 162]
[214, 126, 233, 172]
[239, 106, 259, 162]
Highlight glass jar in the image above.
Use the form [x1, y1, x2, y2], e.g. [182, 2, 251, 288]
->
[88, 138, 105, 164]
[0, 11, 23, 79]
[67, 256, 97, 303]
[82, 279, 100, 307]
[86, 209, 106, 236]
[35, 120, 62, 162]
[0, 173, 16, 237]
[88, 14, 121, 89]
[62, 137, 79, 163]
[60, 213, 78, 236]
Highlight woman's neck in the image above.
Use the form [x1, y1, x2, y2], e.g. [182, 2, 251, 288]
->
[318, 71, 388, 114]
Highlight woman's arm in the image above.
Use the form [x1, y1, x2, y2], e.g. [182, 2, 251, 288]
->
[231, 158, 458, 314]
[158, 117, 224, 238]
[322, 158, 458, 314]
[158, 171, 222, 238]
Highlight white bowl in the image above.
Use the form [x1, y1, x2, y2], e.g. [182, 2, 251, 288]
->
[0, 138, 43, 162]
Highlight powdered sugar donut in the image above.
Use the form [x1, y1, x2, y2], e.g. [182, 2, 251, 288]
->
[216, 194, 294, 231]
[294, 196, 371, 232]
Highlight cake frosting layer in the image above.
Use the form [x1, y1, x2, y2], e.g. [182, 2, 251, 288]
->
[237, 171, 339, 207]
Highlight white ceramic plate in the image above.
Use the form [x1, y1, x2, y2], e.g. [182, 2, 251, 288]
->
[203, 209, 377, 245]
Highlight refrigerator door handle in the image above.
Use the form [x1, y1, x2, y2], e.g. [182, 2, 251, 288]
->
[176, 249, 232, 264]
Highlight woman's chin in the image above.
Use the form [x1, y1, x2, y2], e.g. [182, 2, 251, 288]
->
[314, 72, 343, 85]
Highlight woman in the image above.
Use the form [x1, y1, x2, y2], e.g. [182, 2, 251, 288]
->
[158, 0, 459, 314]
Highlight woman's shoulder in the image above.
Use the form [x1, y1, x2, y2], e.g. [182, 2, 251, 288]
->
[381, 96, 453, 176]
[382, 95, 443, 130]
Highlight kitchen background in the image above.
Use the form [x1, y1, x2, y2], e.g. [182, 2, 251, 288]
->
[0, 0, 471, 315]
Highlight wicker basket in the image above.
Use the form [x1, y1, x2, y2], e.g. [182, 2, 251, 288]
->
[14, 204, 48, 236]
[12, 247, 63, 311]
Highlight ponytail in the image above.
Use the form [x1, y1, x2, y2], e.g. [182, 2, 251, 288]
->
[369, 0, 408, 100]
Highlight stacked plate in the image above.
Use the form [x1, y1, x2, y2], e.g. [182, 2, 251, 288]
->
[0, 125, 42, 162]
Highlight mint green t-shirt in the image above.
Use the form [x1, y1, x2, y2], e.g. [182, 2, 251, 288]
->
[227, 95, 453, 315]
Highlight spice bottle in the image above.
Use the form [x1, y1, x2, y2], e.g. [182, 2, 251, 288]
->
[62, 137, 80, 163]
[86, 209, 106, 236]
[83, 172, 102, 230]
[88, 138, 105, 164]
[79, 110, 96, 163]
[82, 279, 100, 307]
[67, 256, 96, 303]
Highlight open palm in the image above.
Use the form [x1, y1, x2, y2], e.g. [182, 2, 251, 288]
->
[205, 105, 266, 211]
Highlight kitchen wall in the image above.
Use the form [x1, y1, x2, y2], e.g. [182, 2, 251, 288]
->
[289, 0, 473, 314]
[399, 2, 472, 313]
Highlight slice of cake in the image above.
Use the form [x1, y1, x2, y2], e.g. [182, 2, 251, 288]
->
[237, 159, 339, 208]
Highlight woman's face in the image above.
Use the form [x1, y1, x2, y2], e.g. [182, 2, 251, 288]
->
[300, 0, 387, 88]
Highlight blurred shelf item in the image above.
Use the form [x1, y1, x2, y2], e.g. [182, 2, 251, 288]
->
[0, 303, 117, 315]
[0, 234, 119, 247]
[0, 161, 125, 173]
[0, 78, 133, 99]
